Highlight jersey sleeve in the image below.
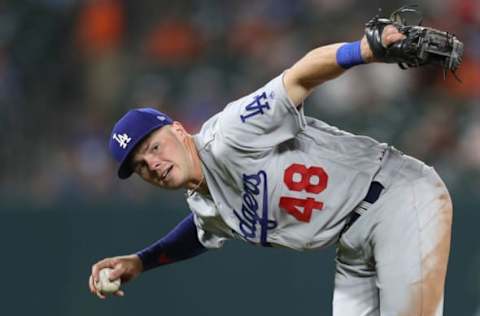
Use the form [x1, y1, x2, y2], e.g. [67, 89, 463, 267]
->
[217, 73, 307, 150]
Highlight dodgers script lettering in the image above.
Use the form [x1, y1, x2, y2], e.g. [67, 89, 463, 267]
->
[232, 170, 277, 246]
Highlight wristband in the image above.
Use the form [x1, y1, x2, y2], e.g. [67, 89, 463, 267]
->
[336, 41, 365, 69]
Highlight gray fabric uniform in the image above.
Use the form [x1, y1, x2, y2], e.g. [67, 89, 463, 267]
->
[186, 74, 452, 315]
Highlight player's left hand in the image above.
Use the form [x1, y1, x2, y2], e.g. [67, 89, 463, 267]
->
[363, 6, 463, 75]
[361, 25, 406, 62]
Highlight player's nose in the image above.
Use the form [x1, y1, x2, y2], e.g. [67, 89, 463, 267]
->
[144, 155, 161, 172]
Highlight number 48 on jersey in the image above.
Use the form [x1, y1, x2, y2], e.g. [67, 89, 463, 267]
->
[279, 163, 328, 223]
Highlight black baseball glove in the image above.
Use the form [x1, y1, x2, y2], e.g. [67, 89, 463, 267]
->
[365, 5, 464, 80]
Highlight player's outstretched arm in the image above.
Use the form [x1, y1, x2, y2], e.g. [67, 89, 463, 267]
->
[88, 213, 208, 299]
[283, 25, 404, 106]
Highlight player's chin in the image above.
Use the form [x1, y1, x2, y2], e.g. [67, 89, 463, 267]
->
[158, 175, 184, 190]
[151, 179, 179, 189]
[161, 181, 184, 190]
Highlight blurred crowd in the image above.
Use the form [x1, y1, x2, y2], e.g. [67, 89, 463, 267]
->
[0, 0, 479, 205]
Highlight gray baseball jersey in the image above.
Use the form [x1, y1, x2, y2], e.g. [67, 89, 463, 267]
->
[187, 74, 388, 250]
[186, 73, 452, 315]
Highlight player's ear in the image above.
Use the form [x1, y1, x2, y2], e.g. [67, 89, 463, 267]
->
[171, 121, 188, 139]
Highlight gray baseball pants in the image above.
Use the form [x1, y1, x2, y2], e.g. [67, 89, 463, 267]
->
[333, 149, 453, 316]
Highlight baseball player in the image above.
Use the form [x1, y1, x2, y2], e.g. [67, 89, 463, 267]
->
[89, 7, 462, 315]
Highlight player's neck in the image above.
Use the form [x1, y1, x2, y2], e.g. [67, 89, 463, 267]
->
[185, 136, 210, 196]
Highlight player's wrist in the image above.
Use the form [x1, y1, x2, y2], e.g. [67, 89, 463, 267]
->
[131, 254, 145, 273]
[336, 40, 366, 69]
[360, 36, 375, 63]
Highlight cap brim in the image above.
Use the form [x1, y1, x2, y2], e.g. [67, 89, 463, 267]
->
[118, 160, 134, 179]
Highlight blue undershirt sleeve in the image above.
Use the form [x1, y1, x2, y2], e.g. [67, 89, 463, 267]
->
[136, 213, 208, 271]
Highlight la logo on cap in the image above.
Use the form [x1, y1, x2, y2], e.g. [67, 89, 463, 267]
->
[113, 133, 131, 149]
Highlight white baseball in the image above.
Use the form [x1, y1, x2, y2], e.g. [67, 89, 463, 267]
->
[95, 268, 121, 294]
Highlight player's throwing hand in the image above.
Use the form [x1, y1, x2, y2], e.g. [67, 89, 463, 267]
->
[89, 254, 143, 299]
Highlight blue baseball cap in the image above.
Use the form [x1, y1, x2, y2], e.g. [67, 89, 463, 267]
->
[109, 107, 173, 179]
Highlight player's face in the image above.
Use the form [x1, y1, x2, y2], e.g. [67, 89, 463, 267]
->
[130, 122, 194, 189]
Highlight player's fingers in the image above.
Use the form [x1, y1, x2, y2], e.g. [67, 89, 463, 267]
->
[389, 33, 407, 42]
[91, 258, 113, 281]
[95, 290, 106, 300]
[91, 260, 104, 280]
[382, 25, 406, 46]
[383, 33, 407, 47]
[383, 24, 400, 34]
[89, 275, 97, 293]
[113, 290, 125, 297]
[109, 265, 126, 281]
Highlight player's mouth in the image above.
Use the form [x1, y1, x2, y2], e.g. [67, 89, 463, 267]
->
[160, 165, 173, 182]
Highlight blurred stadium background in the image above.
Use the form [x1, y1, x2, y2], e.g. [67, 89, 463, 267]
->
[0, 0, 479, 315]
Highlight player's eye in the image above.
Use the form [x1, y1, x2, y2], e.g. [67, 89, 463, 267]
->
[152, 143, 160, 152]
